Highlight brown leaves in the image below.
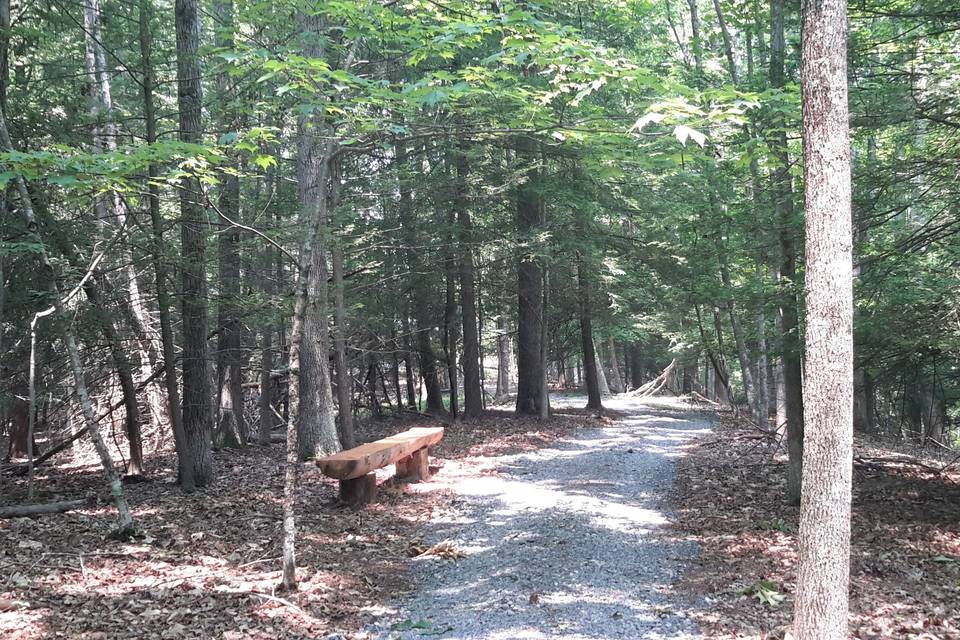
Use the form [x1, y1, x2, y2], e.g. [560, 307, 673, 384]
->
[672, 410, 960, 639]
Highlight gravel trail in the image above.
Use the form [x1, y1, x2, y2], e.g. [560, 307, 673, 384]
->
[378, 394, 712, 640]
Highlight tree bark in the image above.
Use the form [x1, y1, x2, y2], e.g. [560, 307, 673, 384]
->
[515, 136, 546, 416]
[443, 214, 459, 419]
[294, 13, 340, 460]
[495, 315, 512, 401]
[606, 337, 624, 393]
[83, 0, 145, 476]
[213, 0, 244, 450]
[140, 0, 193, 487]
[175, 0, 214, 486]
[331, 243, 355, 447]
[455, 144, 483, 417]
[794, 0, 854, 633]
[628, 344, 644, 390]
[577, 255, 602, 410]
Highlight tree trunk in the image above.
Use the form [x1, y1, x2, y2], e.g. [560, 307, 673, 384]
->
[594, 340, 610, 396]
[577, 255, 602, 410]
[175, 0, 214, 486]
[794, 0, 854, 632]
[607, 337, 624, 393]
[628, 345, 644, 390]
[403, 331, 417, 409]
[770, 0, 804, 505]
[331, 243, 355, 447]
[495, 315, 512, 401]
[295, 109, 340, 459]
[754, 263, 771, 422]
[443, 221, 458, 420]
[0, 107, 135, 535]
[83, 0, 145, 476]
[140, 0, 193, 486]
[455, 145, 483, 417]
[7, 398, 31, 459]
[213, 0, 244, 450]
[515, 135, 546, 416]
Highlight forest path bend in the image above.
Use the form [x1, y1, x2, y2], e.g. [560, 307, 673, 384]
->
[378, 394, 712, 640]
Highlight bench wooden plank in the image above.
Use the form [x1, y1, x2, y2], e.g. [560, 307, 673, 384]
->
[315, 426, 444, 480]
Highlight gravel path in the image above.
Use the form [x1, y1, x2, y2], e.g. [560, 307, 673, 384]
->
[376, 394, 712, 640]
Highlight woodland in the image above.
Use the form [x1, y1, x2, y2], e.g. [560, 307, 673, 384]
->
[1, 0, 960, 638]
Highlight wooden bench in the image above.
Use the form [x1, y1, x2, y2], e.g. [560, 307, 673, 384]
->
[315, 426, 444, 505]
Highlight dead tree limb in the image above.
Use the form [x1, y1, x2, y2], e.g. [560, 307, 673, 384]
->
[0, 497, 95, 518]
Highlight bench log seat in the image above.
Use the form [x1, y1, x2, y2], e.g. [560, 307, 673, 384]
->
[315, 426, 444, 505]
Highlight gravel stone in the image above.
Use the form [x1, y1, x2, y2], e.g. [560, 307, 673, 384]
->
[378, 394, 713, 640]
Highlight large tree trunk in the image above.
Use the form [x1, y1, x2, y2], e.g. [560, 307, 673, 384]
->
[295, 98, 340, 460]
[515, 136, 546, 416]
[770, 0, 804, 505]
[455, 145, 483, 417]
[794, 0, 854, 633]
[577, 255, 602, 410]
[175, 0, 214, 486]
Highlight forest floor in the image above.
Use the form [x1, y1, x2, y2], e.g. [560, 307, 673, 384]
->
[7, 396, 959, 640]
[673, 409, 960, 639]
[0, 397, 610, 639]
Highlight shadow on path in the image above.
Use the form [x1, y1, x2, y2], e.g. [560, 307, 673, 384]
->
[379, 394, 713, 640]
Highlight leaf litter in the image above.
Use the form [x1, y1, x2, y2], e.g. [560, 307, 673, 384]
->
[1, 407, 600, 639]
[671, 410, 960, 639]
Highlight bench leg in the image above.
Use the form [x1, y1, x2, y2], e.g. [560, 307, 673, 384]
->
[339, 473, 377, 505]
[396, 447, 430, 482]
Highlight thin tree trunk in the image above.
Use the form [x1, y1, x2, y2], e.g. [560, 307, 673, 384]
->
[83, 0, 145, 476]
[331, 243, 354, 447]
[770, 0, 804, 504]
[175, 0, 214, 486]
[141, 0, 192, 487]
[718, 253, 758, 412]
[496, 315, 512, 401]
[443, 221, 459, 420]
[794, 0, 853, 631]
[577, 254, 602, 410]
[594, 340, 610, 396]
[0, 107, 134, 535]
[403, 331, 417, 409]
[213, 0, 244, 450]
[456, 145, 483, 417]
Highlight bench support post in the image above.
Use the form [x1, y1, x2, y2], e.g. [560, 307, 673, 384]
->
[396, 447, 430, 482]
[339, 473, 377, 505]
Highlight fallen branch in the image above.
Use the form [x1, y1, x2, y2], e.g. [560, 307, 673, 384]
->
[629, 359, 678, 398]
[854, 454, 940, 473]
[0, 497, 95, 518]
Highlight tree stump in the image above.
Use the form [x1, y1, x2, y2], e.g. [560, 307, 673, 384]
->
[339, 473, 377, 505]
[396, 447, 430, 482]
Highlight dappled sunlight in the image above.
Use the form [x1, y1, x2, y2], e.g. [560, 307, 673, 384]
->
[386, 394, 711, 638]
